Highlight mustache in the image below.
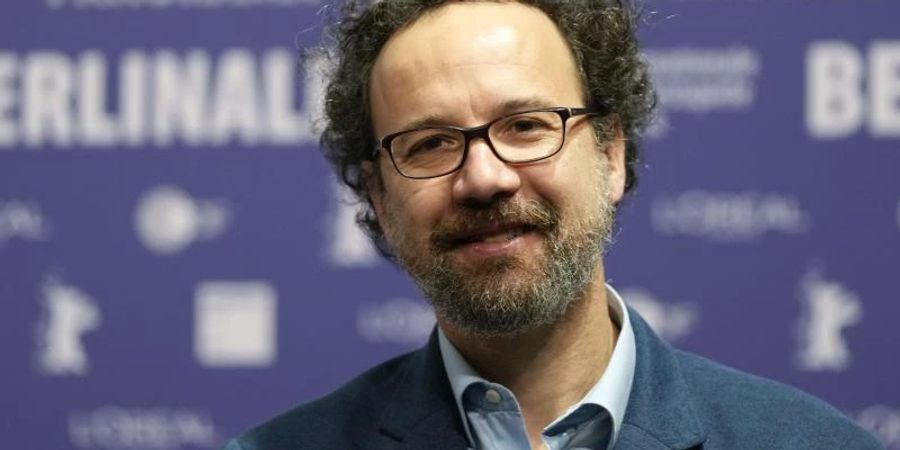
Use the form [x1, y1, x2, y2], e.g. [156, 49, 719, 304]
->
[430, 199, 560, 251]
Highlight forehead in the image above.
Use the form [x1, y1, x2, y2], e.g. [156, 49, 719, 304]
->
[369, 2, 585, 133]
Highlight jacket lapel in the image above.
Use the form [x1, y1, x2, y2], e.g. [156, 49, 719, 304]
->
[377, 331, 470, 450]
[375, 311, 708, 450]
[615, 309, 706, 450]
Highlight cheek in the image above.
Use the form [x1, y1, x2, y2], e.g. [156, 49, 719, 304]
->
[382, 178, 452, 237]
[534, 138, 606, 198]
[530, 145, 610, 224]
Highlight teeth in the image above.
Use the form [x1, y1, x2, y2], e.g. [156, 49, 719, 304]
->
[479, 228, 522, 243]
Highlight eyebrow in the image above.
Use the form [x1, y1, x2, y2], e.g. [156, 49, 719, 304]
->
[397, 97, 558, 131]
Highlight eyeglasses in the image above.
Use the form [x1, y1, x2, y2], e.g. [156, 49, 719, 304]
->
[375, 107, 599, 179]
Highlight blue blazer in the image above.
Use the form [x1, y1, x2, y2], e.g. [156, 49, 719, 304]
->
[225, 310, 883, 449]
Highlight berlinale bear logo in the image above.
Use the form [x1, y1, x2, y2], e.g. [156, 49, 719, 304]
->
[34, 277, 101, 376]
[796, 270, 863, 372]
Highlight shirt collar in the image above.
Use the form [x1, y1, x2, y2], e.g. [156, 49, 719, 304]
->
[438, 283, 636, 449]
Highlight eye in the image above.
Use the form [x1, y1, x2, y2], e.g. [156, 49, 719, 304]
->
[495, 113, 558, 141]
[509, 118, 548, 134]
[406, 133, 459, 156]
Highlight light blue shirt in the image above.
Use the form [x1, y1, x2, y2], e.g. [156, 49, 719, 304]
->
[438, 284, 636, 450]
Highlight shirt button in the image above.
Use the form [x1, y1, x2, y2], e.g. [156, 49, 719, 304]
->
[484, 389, 502, 404]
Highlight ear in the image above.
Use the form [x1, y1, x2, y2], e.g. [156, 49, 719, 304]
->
[361, 159, 386, 223]
[604, 125, 627, 204]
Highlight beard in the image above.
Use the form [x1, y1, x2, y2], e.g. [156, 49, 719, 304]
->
[384, 165, 616, 338]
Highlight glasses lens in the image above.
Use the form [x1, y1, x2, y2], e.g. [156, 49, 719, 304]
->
[490, 111, 564, 162]
[391, 128, 465, 178]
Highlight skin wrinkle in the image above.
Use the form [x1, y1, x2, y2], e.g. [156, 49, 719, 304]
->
[381, 97, 564, 141]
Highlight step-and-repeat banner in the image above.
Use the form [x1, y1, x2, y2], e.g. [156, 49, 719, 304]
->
[2, 1, 898, 449]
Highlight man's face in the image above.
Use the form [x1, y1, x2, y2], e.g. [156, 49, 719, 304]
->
[367, 2, 626, 337]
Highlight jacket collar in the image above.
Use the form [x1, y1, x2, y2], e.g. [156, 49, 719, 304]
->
[616, 309, 706, 450]
[378, 330, 470, 450]
[378, 309, 707, 450]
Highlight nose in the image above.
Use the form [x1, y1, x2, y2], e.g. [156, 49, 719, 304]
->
[451, 138, 522, 205]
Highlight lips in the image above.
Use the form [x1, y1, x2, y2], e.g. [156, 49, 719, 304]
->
[479, 227, 526, 243]
[431, 200, 560, 252]
[443, 223, 535, 249]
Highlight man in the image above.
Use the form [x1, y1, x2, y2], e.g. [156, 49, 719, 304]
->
[225, 1, 883, 449]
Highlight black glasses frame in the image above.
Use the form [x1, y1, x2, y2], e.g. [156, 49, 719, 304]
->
[375, 106, 600, 180]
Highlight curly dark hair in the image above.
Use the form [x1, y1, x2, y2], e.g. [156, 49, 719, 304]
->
[318, 0, 655, 257]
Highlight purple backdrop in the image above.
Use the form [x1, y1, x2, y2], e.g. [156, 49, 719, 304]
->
[2, 1, 899, 449]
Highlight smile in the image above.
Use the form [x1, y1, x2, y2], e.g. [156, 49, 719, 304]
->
[478, 227, 526, 243]
[449, 224, 535, 247]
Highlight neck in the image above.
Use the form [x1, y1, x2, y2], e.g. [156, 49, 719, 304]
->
[439, 267, 619, 448]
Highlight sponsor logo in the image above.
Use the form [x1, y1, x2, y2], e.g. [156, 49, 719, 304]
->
[326, 184, 379, 268]
[643, 46, 761, 138]
[34, 276, 101, 376]
[806, 40, 900, 139]
[0, 199, 51, 244]
[68, 406, 219, 450]
[0, 48, 322, 148]
[855, 405, 900, 449]
[651, 190, 810, 242]
[357, 298, 435, 346]
[796, 270, 862, 372]
[194, 280, 277, 368]
[619, 287, 698, 342]
[133, 185, 230, 255]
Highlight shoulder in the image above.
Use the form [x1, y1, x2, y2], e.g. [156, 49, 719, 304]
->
[673, 350, 883, 449]
[224, 351, 417, 450]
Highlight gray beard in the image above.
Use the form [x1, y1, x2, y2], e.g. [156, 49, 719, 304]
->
[392, 196, 614, 338]
[419, 225, 607, 337]
[382, 148, 617, 338]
